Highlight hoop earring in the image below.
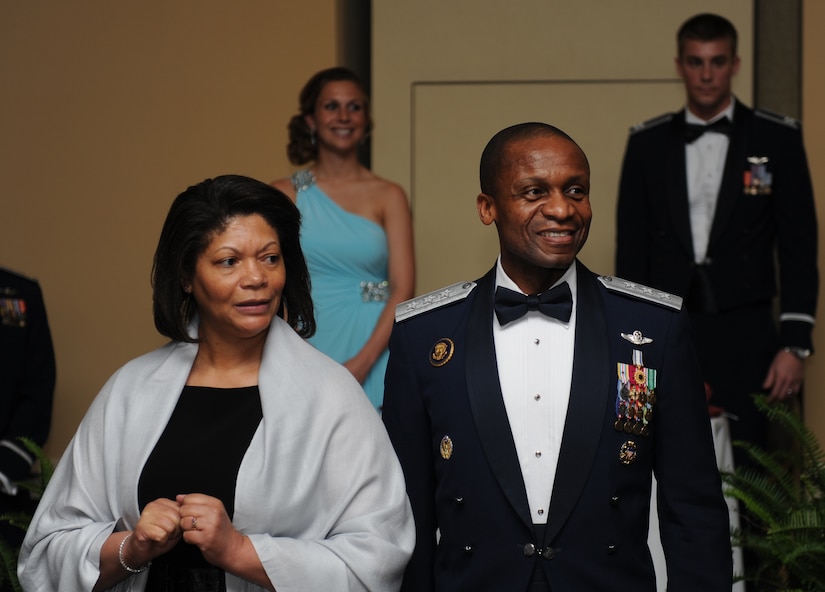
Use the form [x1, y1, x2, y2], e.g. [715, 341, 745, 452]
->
[360, 122, 373, 145]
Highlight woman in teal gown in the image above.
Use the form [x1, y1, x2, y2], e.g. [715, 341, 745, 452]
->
[272, 67, 414, 410]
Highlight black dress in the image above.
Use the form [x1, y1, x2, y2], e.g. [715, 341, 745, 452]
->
[137, 385, 263, 591]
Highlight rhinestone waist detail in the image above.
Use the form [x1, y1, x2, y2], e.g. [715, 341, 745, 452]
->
[361, 280, 390, 302]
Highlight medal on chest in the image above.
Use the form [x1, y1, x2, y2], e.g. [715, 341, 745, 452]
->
[615, 330, 658, 463]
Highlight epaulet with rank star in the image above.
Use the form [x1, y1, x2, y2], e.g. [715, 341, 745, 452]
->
[597, 276, 683, 311]
[629, 112, 674, 135]
[395, 281, 477, 322]
[755, 108, 800, 130]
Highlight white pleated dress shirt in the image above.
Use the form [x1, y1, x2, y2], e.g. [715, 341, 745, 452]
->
[685, 100, 735, 263]
[493, 259, 576, 525]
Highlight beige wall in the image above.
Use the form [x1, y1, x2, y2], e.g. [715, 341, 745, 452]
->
[0, 1, 339, 458]
[803, 0, 825, 445]
[373, 1, 751, 195]
[373, 0, 752, 291]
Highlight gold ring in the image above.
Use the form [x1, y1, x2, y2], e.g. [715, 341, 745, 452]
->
[191, 516, 198, 529]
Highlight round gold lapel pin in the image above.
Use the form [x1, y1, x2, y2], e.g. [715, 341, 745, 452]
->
[430, 338, 455, 367]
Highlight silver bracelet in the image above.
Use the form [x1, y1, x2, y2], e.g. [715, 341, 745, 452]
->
[118, 533, 150, 574]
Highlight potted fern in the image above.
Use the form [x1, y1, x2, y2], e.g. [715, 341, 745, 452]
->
[0, 438, 53, 592]
[721, 395, 825, 591]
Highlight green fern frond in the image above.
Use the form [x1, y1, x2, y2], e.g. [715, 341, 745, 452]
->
[779, 541, 825, 564]
[735, 439, 800, 497]
[722, 469, 792, 525]
[772, 509, 825, 532]
[753, 398, 825, 486]
[722, 394, 825, 590]
[0, 537, 22, 592]
[0, 512, 32, 533]
[0, 438, 54, 590]
[16, 437, 53, 494]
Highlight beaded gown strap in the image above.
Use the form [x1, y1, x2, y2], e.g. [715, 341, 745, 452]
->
[291, 169, 316, 192]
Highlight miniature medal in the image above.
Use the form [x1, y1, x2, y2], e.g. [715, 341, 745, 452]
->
[743, 156, 772, 195]
[0, 298, 26, 327]
[615, 339, 657, 438]
[440, 435, 454, 460]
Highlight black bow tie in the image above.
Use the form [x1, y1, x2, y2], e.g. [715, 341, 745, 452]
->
[684, 117, 732, 143]
[494, 283, 573, 326]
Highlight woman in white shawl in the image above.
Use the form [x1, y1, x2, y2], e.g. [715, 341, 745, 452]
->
[18, 175, 414, 592]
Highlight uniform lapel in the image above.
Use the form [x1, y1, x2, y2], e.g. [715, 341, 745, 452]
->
[544, 263, 611, 544]
[466, 266, 533, 530]
[667, 110, 695, 259]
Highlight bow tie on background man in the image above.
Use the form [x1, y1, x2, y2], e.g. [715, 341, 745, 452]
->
[684, 116, 732, 143]
[494, 283, 573, 326]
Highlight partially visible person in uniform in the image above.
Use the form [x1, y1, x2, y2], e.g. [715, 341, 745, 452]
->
[383, 122, 732, 591]
[271, 67, 415, 412]
[0, 267, 55, 569]
[615, 13, 818, 466]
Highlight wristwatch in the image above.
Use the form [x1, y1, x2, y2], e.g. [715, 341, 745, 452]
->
[783, 346, 812, 360]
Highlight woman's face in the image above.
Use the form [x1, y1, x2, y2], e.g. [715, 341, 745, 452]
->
[305, 80, 369, 151]
[189, 214, 286, 342]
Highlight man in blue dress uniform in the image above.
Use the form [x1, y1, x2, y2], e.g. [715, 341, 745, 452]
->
[383, 122, 732, 591]
[615, 13, 818, 463]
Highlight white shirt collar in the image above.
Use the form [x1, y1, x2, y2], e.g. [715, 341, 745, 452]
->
[494, 256, 577, 298]
[686, 96, 736, 125]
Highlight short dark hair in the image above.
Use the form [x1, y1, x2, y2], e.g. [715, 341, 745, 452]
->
[287, 67, 372, 165]
[677, 13, 738, 57]
[152, 175, 315, 342]
[479, 122, 586, 196]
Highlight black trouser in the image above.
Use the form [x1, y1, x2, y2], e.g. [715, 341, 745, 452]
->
[689, 303, 777, 468]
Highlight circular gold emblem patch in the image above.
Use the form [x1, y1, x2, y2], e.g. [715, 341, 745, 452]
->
[429, 338, 455, 367]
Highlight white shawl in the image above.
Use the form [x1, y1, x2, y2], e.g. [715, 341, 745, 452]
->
[18, 318, 414, 591]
